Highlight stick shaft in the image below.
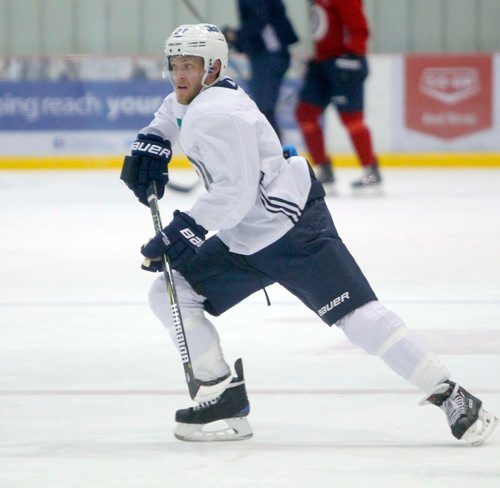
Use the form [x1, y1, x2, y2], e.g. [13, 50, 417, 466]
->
[181, 0, 204, 22]
[147, 182, 200, 400]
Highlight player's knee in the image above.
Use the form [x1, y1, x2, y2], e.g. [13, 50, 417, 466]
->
[337, 300, 406, 356]
[148, 274, 229, 382]
[339, 111, 366, 134]
[296, 101, 323, 125]
[338, 301, 450, 391]
[148, 271, 205, 331]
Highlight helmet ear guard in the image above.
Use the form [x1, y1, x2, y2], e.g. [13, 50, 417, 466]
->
[163, 24, 228, 85]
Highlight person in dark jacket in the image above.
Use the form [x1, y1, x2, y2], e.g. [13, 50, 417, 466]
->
[224, 0, 298, 139]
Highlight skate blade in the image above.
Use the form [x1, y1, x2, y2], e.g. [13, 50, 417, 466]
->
[463, 408, 499, 446]
[174, 417, 253, 442]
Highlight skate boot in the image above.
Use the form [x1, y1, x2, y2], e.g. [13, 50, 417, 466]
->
[420, 380, 499, 446]
[351, 163, 382, 194]
[174, 358, 253, 442]
[315, 162, 335, 184]
[315, 163, 336, 195]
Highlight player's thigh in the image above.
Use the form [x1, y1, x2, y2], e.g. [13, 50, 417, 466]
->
[325, 58, 367, 112]
[298, 61, 331, 107]
[276, 199, 376, 325]
[179, 236, 273, 317]
[249, 52, 289, 110]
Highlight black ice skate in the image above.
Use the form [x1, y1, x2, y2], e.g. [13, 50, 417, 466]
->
[420, 380, 499, 446]
[174, 358, 253, 442]
[315, 163, 335, 184]
[351, 163, 382, 194]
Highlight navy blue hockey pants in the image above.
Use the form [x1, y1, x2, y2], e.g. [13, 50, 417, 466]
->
[177, 197, 377, 326]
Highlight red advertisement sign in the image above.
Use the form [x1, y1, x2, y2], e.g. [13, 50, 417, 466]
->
[405, 55, 492, 139]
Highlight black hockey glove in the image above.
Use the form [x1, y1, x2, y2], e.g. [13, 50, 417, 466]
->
[334, 53, 365, 84]
[141, 210, 208, 270]
[120, 134, 172, 206]
[337, 53, 364, 65]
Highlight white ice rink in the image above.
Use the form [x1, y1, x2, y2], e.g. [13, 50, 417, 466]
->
[1, 168, 500, 487]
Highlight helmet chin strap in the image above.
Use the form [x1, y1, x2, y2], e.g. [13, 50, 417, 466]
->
[201, 62, 222, 88]
[201, 71, 211, 88]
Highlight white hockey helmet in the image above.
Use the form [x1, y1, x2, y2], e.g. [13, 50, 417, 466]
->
[163, 24, 228, 84]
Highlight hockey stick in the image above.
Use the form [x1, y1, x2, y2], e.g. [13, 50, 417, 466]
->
[146, 182, 231, 401]
[166, 179, 201, 193]
[180, 0, 205, 22]
[147, 182, 199, 400]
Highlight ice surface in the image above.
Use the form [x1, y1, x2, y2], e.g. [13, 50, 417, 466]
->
[1, 169, 499, 487]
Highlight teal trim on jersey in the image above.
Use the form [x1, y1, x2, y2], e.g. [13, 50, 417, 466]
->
[177, 118, 182, 128]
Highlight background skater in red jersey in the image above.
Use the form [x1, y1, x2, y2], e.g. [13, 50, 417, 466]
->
[296, 0, 381, 192]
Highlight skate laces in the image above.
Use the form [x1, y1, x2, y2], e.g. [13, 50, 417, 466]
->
[191, 378, 245, 412]
[362, 167, 379, 182]
[441, 384, 466, 427]
[193, 396, 220, 411]
[418, 381, 452, 407]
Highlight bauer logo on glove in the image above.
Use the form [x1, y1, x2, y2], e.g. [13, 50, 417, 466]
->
[131, 140, 172, 159]
[120, 133, 172, 206]
[179, 228, 204, 247]
[141, 210, 208, 270]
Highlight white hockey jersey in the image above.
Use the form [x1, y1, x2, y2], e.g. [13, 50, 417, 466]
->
[140, 79, 311, 255]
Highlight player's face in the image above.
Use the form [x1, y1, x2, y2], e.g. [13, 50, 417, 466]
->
[169, 55, 205, 105]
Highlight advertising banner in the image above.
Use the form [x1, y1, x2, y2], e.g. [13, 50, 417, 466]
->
[1, 54, 499, 163]
[0, 81, 170, 131]
[405, 54, 493, 139]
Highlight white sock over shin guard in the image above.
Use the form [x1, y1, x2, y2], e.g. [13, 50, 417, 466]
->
[337, 301, 450, 393]
[148, 271, 230, 382]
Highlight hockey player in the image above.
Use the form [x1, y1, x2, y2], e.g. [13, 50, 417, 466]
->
[296, 0, 381, 191]
[120, 24, 498, 443]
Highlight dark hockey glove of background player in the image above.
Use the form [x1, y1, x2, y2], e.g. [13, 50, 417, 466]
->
[141, 210, 208, 271]
[120, 133, 172, 206]
[335, 53, 365, 84]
